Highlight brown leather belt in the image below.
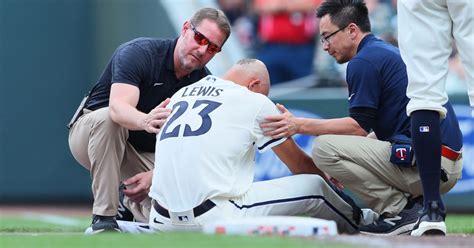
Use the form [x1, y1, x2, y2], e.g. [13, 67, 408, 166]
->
[441, 145, 462, 161]
[153, 200, 216, 218]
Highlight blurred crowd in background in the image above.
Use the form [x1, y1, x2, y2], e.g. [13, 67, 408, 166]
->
[216, 0, 467, 93]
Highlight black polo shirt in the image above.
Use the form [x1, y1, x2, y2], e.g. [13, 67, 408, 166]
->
[84, 37, 211, 152]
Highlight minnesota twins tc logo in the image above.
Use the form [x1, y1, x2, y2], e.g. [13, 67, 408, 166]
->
[395, 148, 408, 161]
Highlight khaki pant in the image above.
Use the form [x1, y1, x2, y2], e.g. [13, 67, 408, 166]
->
[312, 135, 463, 216]
[68, 107, 153, 221]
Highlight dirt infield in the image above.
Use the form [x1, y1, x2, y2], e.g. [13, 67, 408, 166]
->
[1, 205, 473, 247]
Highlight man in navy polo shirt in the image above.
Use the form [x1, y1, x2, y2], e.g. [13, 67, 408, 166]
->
[68, 8, 231, 233]
[261, 0, 463, 235]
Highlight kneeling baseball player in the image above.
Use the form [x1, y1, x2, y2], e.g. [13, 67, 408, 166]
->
[148, 59, 376, 234]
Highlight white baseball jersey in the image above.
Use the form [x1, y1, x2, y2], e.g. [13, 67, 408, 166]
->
[149, 76, 286, 212]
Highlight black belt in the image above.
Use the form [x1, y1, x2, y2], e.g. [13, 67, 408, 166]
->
[153, 200, 216, 218]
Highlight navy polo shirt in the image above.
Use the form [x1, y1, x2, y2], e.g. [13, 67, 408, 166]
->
[84, 37, 211, 152]
[346, 34, 462, 150]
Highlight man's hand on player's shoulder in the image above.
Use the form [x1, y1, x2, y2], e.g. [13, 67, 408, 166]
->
[142, 98, 171, 134]
[260, 103, 299, 139]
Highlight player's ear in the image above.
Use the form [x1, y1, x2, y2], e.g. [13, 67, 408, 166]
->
[248, 79, 261, 93]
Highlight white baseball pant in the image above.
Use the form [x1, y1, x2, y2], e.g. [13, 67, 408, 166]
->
[398, 0, 474, 117]
[149, 174, 376, 234]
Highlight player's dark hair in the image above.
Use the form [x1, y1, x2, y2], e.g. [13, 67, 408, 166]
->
[236, 58, 258, 65]
[191, 7, 232, 44]
[316, 0, 371, 33]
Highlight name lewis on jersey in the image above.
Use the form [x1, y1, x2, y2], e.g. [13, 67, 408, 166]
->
[181, 85, 223, 98]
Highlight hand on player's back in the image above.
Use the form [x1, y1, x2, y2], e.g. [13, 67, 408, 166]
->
[260, 104, 298, 139]
[142, 98, 171, 134]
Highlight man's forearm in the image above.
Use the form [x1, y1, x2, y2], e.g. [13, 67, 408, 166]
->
[296, 117, 368, 136]
[109, 101, 147, 131]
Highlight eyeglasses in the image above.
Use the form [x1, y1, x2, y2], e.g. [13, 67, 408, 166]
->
[320, 25, 348, 45]
[190, 23, 222, 54]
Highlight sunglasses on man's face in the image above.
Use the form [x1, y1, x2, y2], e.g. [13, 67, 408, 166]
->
[190, 23, 222, 54]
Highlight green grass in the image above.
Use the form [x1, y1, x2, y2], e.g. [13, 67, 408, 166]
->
[0, 215, 353, 248]
[0, 214, 472, 248]
[0, 216, 90, 233]
[446, 214, 474, 234]
[0, 232, 354, 248]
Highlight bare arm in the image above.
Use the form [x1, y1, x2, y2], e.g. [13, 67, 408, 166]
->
[109, 83, 171, 133]
[261, 104, 368, 139]
[271, 137, 328, 181]
[293, 116, 368, 137]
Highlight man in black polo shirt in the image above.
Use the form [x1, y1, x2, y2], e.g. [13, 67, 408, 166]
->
[68, 7, 231, 233]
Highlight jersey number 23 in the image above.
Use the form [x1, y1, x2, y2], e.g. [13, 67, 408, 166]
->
[160, 100, 222, 141]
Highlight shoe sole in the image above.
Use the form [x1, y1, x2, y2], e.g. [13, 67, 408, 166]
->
[410, 221, 446, 236]
[85, 227, 121, 235]
[360, 222, 416, 236]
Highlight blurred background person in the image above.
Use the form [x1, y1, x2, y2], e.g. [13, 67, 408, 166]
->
[217, 0, 257, 53]
[253, 0, 321, 85]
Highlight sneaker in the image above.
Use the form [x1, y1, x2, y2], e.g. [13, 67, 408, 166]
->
[85, 215, 121, 234]
[360, 197, 422, 236]
[116, 189, 134, 221]
[410, 201, 446, 236]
